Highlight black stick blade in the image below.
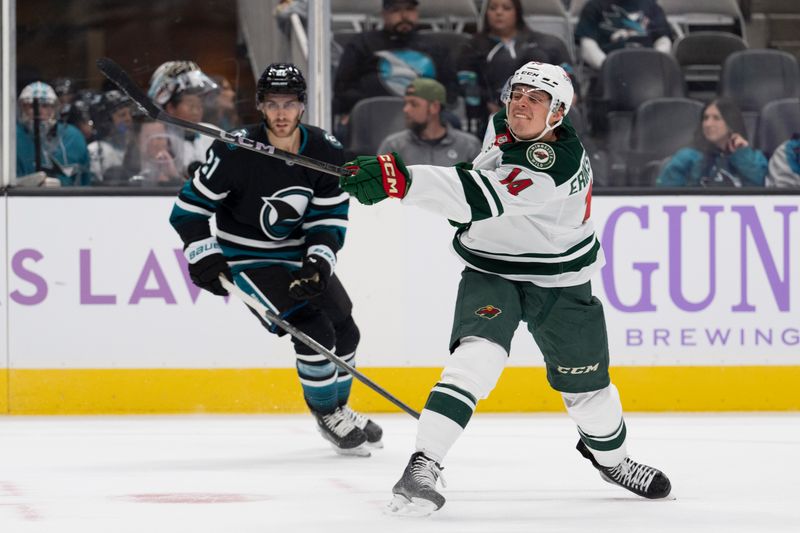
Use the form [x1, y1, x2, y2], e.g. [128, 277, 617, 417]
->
[95, 57, 160, 119]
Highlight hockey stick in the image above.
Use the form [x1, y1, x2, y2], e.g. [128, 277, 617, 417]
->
[95, 57, 351, 177]
[219, 275, 421, 419]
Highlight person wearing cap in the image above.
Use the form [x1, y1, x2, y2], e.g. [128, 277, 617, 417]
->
[341, 61, 672, 515]
[378, 78, 481, 166]
[333, 0, 459, 127]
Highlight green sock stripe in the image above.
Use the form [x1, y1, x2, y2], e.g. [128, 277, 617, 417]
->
[424, 389, 476, 429]
[578, 419, 627, 452]
[431, 382, 477, 406]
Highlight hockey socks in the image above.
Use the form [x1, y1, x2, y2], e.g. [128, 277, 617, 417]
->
[296, 351, 339, 413]
[415, 382, 477, 463]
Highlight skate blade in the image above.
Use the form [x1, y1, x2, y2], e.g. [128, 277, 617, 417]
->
[384, 494, 438, 517]
[330, 443, 371, 457]
[366, 439, 384, 449]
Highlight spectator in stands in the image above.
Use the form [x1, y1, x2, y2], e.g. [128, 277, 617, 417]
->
[457, 0, 572, 135]
[16, 81, 91, 186]
[203, 75, 241, 131]
[60, 95, 96, 142]
[147, 60, 218, 177]
[87, 90, 136, 183]
[378, 78, 481, 165]
[656, 98, 767, 187]
[574, 0, 672, 71]
[767, 135, 800, 188]
[332, 0, 459, 126]
[122, 115, 182, 187]
[52, 77, 78, 107]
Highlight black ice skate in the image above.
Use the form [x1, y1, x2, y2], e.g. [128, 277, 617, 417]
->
[341, 405, 383, 448]
[386, 452, 447, 517]
[313, 407, 370, 457]
[577, 440, 672, 499]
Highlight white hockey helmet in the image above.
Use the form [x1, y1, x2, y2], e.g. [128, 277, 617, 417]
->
[501, 61, 573, 141]
[18, 81, 58, 130]
[18, 81, 58, 105]
[147, 60, 218, 107]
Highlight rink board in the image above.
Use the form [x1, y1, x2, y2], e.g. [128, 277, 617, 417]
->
[6, 366, 800, 414]
[2, 194, 800, 413]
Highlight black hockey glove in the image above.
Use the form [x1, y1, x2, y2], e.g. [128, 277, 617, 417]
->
[188, 253, 231, 296]
[288, 254, 332, 300]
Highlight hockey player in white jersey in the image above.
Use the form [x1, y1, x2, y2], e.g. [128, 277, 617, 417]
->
[341, 61, 671, 515]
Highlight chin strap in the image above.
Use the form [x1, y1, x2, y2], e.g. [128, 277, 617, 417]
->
[504, 103, 564, 143]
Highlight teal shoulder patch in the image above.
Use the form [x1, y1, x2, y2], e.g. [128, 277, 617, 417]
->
[323, 131, 343, 149]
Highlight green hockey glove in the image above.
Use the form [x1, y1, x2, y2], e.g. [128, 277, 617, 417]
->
[341, 152, 411, 205]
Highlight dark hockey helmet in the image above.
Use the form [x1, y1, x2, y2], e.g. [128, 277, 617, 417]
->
[60, 98, 93, 126]
[256, 63, 306, 104]
[102, 90, 132, 113]
[91, 90, 132, 138]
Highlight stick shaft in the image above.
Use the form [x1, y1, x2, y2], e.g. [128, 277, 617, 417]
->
[220, 276, 420, 419]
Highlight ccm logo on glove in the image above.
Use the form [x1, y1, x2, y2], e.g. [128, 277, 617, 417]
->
[378, 153, 407, 198]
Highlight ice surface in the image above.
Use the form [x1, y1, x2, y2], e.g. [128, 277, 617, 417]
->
[0, 413, 798, 532]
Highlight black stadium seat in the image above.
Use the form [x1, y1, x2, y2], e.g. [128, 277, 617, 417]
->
[346, 96, 406, 155]
[755, 98, 800, 158]
[720, 49, 800, 139]
[600, 48, 686, 152]
[628, 97, 705, 185]
[672, 31, 747, 99]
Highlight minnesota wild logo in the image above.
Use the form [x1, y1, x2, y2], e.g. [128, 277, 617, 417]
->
[475, 305, 502, 319]
[527, 142, 555, 170]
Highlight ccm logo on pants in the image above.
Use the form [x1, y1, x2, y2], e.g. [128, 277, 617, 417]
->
[557, 364, 599, 375]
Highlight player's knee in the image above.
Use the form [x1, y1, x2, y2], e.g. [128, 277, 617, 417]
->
[289, 312, 335, 355]
[440, 336, 507, 400]
[334, 315, 360, 355]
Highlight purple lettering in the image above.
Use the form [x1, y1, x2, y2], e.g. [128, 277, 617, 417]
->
[665, 205, 722, 312]
[601, 206, 658, 312]
[129, 250, 176, 304]
[653, 328, 670, 346]
[783, 328, 799, 345]
[680, 328, 696, 346]
[731, 206, 796, 312]
[754, 329, 773, 345]
[10, 249, 47, 305]
[80, 249, 116, 304]
[705, 328, 730, 345]
[626, 329, 643, 346]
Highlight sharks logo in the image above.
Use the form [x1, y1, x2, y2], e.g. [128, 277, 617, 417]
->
[599, 5, 649, 44]
[375, 50, 437, 96]
[259, 187, 313, 240]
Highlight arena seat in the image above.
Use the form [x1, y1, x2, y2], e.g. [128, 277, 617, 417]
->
[755, 98, 800, 158]
[346, 96, 406, 155]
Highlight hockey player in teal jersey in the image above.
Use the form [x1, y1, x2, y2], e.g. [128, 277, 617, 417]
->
[342, 61, 671, 515]
[169, 63, 382, 456]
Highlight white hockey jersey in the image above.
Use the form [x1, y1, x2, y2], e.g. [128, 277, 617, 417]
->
[401, 108, 604, 287]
